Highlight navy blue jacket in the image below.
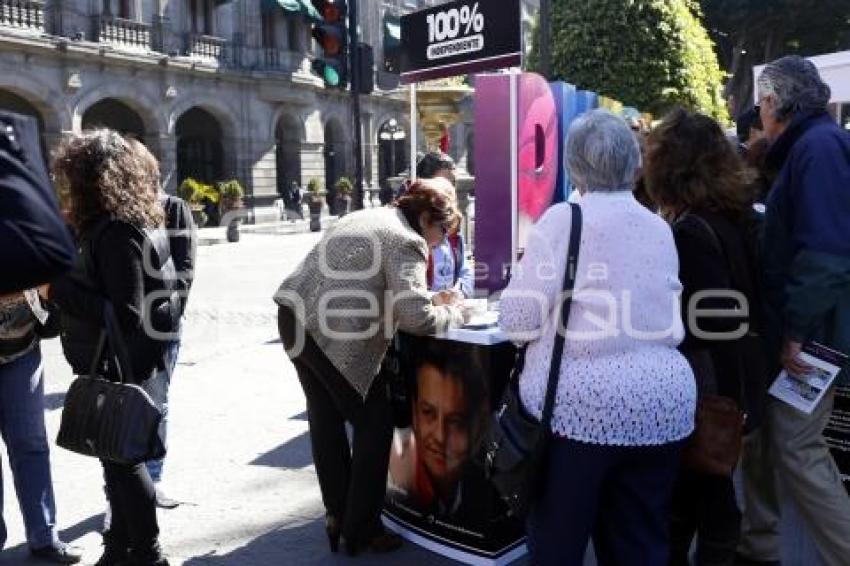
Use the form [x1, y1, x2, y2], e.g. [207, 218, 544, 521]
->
[0, 111, 75, 293]
[763, 111, 850, 359]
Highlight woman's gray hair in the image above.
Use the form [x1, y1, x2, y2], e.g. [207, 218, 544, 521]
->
[757, 55, 831, 121]
[565, 109, 641, 192]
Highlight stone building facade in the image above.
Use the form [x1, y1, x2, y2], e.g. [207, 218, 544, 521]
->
[0, 0, 411, 206]
[0, 0, 536, 208]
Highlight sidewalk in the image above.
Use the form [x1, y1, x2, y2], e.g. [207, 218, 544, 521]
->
[197, 217, 338, 247]
[0, 233, 472, 566]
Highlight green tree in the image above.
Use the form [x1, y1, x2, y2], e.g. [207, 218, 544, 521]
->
[700, 0, 850, 117]
[530, 0, 728, 121]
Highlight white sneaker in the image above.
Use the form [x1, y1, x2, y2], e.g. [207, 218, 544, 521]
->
[154, 485, 180, 509]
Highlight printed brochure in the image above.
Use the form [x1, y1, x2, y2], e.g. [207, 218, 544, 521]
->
[769, 342, 849, 414]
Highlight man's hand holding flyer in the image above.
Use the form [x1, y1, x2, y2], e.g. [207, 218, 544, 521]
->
[769, 342, 850, 414]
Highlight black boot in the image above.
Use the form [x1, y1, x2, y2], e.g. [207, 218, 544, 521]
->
[326, 514, 341, 553]
[344, 528, 403, 556]
[94, 531, 130, 566]
[127, 540, 169, 566]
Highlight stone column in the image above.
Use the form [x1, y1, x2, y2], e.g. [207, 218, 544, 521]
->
[453, 121, 466, 170]
[153, 0, 179, 54]
[361, 111, 374, 205]
[157, 134, 178, 194]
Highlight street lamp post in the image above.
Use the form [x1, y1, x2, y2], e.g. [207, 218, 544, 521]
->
[540, 0, 551, 79]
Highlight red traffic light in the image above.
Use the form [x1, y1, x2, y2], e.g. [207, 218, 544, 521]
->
[322, 4, 341, 21]
[312, 24, 342, 56]
[311, 0, 344, 23]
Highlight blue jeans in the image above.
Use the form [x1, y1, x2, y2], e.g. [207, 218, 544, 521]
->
[0, 347, 58, 550]
[144, 340, 180, 483]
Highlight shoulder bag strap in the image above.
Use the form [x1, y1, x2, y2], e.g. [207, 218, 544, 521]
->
[541, 203, 583, 427]
[84, 302, 135, 384]
[81, 219, 138, 385]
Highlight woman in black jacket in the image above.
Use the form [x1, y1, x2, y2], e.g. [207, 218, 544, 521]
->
[645, 109, 763, 566]
[49, 130, 174, 566]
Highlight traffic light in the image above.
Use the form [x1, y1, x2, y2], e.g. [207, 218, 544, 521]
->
[311, 0, 348, 88]
[355, 43, 374, 95]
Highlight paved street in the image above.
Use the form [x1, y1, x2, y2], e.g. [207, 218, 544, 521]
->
[0, 230, 477, 565]
[0, 227, 824, 566]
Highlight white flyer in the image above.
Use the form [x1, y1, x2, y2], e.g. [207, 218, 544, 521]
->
[769, 342, 849, 414]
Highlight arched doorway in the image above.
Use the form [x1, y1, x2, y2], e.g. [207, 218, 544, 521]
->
[275, 114, 303, 196]
[175, 107, 224, 186]
[0, 89, 48, 157]
[324, 118, 347, 214]
[378, 119, 407, 191]
[81, 98, 146, 140]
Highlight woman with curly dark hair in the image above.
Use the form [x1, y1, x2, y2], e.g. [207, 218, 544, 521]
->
[645, 109, 764, 566]
[49, 130, 177, 566]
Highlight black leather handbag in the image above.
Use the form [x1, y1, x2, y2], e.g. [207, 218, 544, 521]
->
[57, 303, 165, 465]
[481, 203, 582, 518]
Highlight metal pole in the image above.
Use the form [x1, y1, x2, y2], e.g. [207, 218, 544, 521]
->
[510, 69, 519, 270]
[410, 83, 417, 181]
[349, 0, 365, 209]
[539, 0, 551, 79]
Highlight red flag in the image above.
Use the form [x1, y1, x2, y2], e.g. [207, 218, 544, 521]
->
[439, 124, 451, 154]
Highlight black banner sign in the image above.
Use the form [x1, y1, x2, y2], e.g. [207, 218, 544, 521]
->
[400, 0, 522, 84]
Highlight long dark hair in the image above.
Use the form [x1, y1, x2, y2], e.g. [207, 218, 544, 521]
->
[53, 129, 164, 234]
[645, 108, 755, 218]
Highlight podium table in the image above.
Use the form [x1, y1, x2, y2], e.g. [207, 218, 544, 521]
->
[383, 327, 527, 565]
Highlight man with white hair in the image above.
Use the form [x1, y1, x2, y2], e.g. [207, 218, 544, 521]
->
[748, 55, 850, 566]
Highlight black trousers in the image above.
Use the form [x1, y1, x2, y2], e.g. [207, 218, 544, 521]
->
[527, 437, 683, 566]
[102, 460, 160, 559]
[278, 305, 393, 544]
[669, 469, 741, 566]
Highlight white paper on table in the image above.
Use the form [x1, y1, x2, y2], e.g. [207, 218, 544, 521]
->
[769, 342, 849, 414]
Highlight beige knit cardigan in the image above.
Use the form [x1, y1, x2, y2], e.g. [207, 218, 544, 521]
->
[274, 206, 464, 398]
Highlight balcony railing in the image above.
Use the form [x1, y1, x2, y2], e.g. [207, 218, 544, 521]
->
[0, 0, 43, 32]
[185, 33, 227, 62]
[92, 14, 151, 51]
[263, 48, 306, 73]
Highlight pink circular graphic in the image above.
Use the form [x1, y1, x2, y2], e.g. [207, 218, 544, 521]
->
[517, 73, 558, 247]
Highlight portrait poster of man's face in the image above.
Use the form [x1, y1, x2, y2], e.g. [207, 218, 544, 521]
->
[384, 335, 525, 560]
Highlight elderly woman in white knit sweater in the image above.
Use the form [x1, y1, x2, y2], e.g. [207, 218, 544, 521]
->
[499, 110, 696, 566]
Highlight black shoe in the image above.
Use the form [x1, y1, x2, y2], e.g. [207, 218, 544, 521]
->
[93, 546, 129, 566]
[326, 515, 341, 553]
[344, 529, 403, 557]
[30, 541, 83, 564]
[95, 531, 131, 566]
[734, 554, 780, 566]
[127, 544, 169, 566]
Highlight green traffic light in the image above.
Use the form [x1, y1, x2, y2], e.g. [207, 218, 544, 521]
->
[324, 65, 340, 86]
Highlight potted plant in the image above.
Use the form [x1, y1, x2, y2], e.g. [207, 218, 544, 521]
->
[178, 178, 215, 227]
[217, 179, 246, 243]
[334, 177, 354, 218]
[305, 178, 325, 232]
